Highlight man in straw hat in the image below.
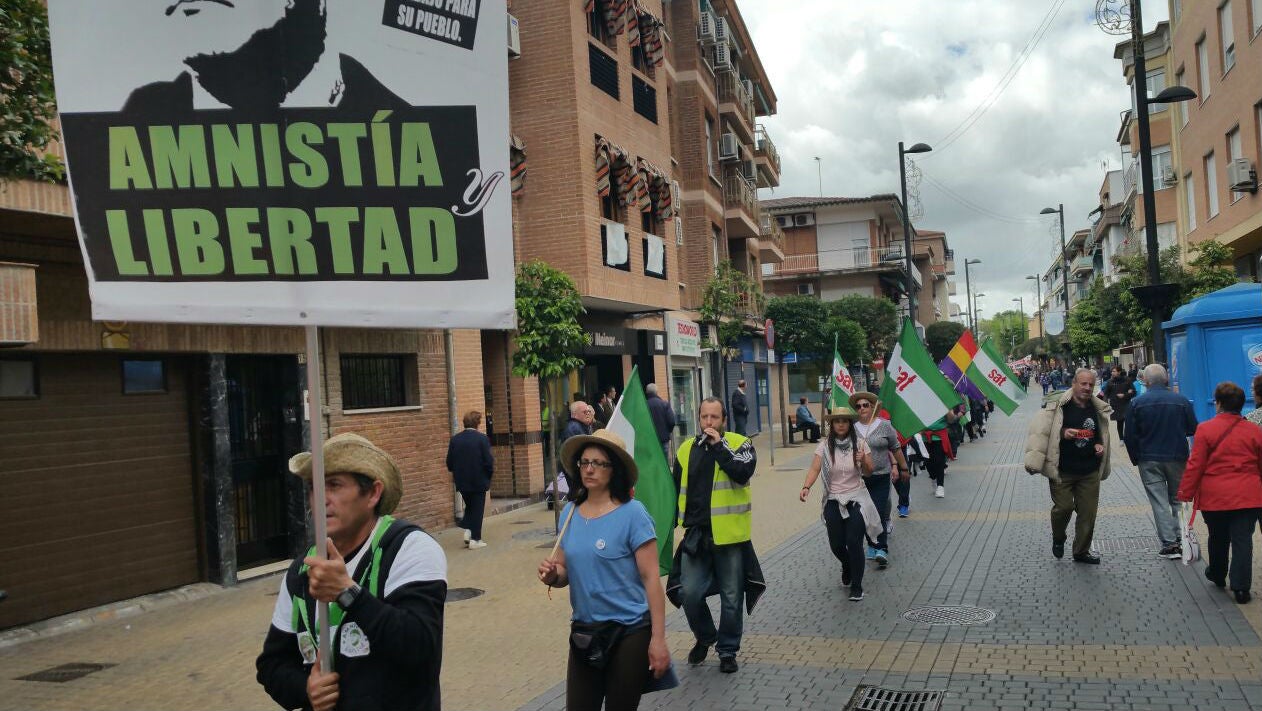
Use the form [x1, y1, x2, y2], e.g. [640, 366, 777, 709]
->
[256, 433, 447, 711]
[667, 397, 761, 674]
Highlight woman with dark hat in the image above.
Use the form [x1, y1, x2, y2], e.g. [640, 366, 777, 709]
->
[798, 407, 881, 601]
[537, 430, 671, 709]
[850, 391, 911, 566]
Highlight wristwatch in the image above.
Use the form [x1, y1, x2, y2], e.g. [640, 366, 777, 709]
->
[336, 583, 362, 609]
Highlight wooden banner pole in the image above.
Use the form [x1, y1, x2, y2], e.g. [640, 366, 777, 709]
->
[305, 325, 332, 673]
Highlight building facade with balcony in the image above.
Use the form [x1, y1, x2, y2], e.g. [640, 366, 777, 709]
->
[1088, 170, 1128, 284]
[759, 196, 956, 330]
[1167, 0, 1262, 279]
[665, 0, 781, 430]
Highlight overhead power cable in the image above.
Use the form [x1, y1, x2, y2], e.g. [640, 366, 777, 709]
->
[918, 169, 1045, 225]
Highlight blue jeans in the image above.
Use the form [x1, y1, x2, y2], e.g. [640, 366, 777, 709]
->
[680, 540, 744, 658]
[863, 474, 891, 552]
[894, 474, 911, 509]
[1139, 460, 1184, 546]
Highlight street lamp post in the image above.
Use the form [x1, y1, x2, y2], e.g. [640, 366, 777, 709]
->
[973, 293, 985, 337]
[963, 258, 981, 337]
[1040, 204, 1072, 310]
[1012, 296, 1026, 343]
[899, 141, 932, 325]
[1125, 0, 1198, 365]
[1026, 274, 1046, 355]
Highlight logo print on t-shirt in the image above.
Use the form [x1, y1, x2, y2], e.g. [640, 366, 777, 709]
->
[595, 539, 606, 550]
[1075, 417, 1097, 448]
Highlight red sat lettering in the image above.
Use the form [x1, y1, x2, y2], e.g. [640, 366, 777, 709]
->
[988, 369, 1007, 386]
[895, 367, 918, 393]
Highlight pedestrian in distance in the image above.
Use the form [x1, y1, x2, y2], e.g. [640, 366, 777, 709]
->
[799, 406, 880, 601]
[922, 407, 959, 499]
[644, 382, 677, 459]
[669, 397, 760, 674]
[1040, 371, 1052, 396]
[1024, 368, 1113, 564]
[551, 401, 597, 502]
[599, 386, 618, 426]
[446, 410, 494, 549]
[1122, 365, 1197, 559]
[257, 433, 447, 711]
[850, 391, 911, 564]
[1103, 366, 1137, 442]
[795, 396, 821, 443]
[1177, 382, 1262, 605]
[730, 380, 749, 436]
[537, 429, 672, 709]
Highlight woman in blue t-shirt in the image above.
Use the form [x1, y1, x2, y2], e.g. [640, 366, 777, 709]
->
[538, 429, 670, 710]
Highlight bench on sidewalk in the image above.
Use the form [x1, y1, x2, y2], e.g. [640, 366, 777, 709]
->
[788, 414, 798, 443]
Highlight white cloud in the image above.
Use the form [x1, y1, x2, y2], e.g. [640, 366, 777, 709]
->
[744, 0, 1167, 329]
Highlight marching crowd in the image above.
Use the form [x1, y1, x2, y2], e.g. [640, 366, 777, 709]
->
[247, 365, 1261, 711]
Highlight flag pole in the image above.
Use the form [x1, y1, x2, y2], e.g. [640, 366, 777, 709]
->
[304, 325, 331, 673]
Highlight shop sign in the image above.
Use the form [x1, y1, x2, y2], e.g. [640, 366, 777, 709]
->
[586, 327, 626, 354]
[666, 316, 701, 358]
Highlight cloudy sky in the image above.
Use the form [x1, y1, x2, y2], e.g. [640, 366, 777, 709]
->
[742, 0, 1167, 327]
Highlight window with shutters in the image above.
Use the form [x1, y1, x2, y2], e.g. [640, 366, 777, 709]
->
[632, 75, 658, 123]
[340, 354, 417, 410]
[589, 43, 619, 99]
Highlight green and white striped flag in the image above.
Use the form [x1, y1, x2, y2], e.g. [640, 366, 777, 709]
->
[964, 338, 1027, 415]
[829, 333, 855, 409]
[877, 319, 963, 438]
[605, 367, 675, 575]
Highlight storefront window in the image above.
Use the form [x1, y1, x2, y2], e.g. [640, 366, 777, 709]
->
[672, 368, 698, 438]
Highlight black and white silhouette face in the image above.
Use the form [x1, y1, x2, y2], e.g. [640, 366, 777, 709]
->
[161, 0, 295, 59]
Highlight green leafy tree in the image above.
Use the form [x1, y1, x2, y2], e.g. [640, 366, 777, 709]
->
[512, 260, 589, 514]
[764, 296, 832, 362]
[833, 317, 867, 365]
[978, 310, 1027, 355]
[827, 295, 898, 358]
[1066, 281, 1116, 358]
[925, 321, 966, 362]
[700, 261, 764, 354]
[0, 0, 64, 181]
[1183, 240, 1238, 300]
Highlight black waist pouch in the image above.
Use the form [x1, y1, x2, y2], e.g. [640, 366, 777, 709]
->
[569, 618, 647, 669]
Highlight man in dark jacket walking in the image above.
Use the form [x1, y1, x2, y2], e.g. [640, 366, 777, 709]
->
[645, 382, 677, 457]
[1124, 364, 1198, 559]
[446, 411, 494, 549]
[1103, 366, 1136, 441]
[730, 380, 749, 435]
[257, 433, 446, 711]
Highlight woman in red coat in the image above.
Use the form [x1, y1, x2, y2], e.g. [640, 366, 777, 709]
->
[1178, 382, 1262, 604]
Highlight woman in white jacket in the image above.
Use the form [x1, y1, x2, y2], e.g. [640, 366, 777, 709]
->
[799, 407, 879, 601]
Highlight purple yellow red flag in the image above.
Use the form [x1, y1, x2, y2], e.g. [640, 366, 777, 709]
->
[939, 331, 987, 401]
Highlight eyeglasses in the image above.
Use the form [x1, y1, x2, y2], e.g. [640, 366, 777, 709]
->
[578, 459, 613, 470]
[855, 402, 872, 409]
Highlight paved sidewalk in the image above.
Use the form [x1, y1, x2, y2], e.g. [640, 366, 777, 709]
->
[518, 401, 1262, 711]
[0, 428, 820, 711]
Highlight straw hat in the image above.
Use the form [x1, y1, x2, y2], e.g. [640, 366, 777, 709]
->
[560, 429, 639, 485]
[288, 433, 403, 515]
[822, 406, 860, 423]
[848, 391, 879, 409]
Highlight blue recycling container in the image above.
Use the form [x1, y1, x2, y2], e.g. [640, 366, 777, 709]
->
[1164, 282, 1262, 422]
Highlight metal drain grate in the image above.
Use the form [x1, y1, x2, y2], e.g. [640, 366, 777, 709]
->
[1093, 536, 1160, 553]
[901, 605, 995, 626]
[446, 587, 485, 602]
[17, 663, 115, 683]
[845, 685, 943, 711]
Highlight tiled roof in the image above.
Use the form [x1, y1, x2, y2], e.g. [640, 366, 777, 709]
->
[760, 194, 901, 212]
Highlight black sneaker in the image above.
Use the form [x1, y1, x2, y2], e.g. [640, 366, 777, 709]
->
[1072, 553, 1101, 565]
[719, 656, 738, 673]
[687, 641, 710, 666]
[1158, 543, 1182, 560]
[848, 586, 864, 602]
[1234, 590, 1251, 604]
[841, 568, 852, 587]
[1206, 568, 1227, 588]
[1052, 540, 1065, 559]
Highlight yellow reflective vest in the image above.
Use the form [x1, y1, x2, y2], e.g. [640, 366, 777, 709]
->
[676, 432, 752, 545]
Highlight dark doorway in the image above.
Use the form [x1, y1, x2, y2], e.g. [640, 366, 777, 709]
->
[227, 356, 301, 567]
[582, 355, 625, 404]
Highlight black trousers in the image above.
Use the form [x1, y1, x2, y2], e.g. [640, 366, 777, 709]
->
[566, 626, 651, 711]
[1202, 508, 1262, 592]
[797, 422, 821, 442]
[458, 490, 487, 541]
[925, 439, 947, 487]
[822, 500, 866, 590]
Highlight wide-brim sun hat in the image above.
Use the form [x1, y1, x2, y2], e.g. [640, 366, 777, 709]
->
[848, 391, 879, 410]
[560, 429, 639, 485]
[822, 406, 860, 423]
[288, 433, 403, 515]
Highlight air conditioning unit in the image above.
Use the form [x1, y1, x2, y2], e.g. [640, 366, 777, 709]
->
[712, 43, 733, 72]
[714, 16, 730, 44]
[507, 14, 521, 58]
[1160, 167, 1177, 185]
[775, 215, 791, 228]
[797, 283, 815, 296]
[718, 132, 739, 161]
[697, 11, 716, 43]
[1228, 158, 1258, 193]
[793, 213, 815, 227]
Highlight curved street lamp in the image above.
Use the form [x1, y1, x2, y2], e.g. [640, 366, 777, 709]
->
[964, 258, 981, 336]
[899, 141, 932, 325]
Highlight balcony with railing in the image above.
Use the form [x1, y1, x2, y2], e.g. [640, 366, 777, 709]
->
[764, 246, 921, 288]
[1123, 162, 1138, 201]
[1070, 254, 1095, 277]
[717, 73, 755, 141]
[723, 169, 759, 237]
[753, 124, 781, 188]
[758, 213, 785, 264]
